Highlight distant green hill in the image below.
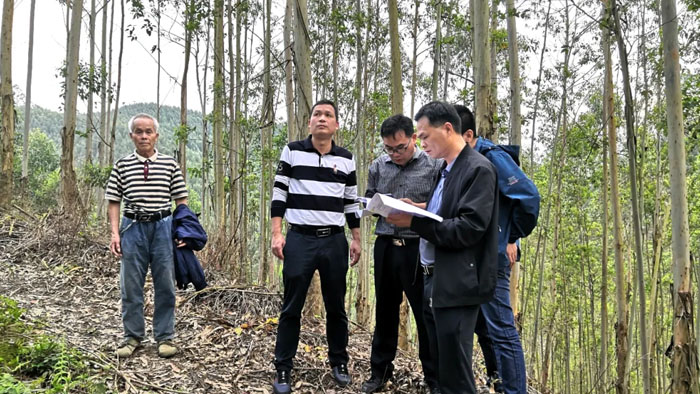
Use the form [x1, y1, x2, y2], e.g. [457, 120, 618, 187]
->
[16, 103, 205, 169]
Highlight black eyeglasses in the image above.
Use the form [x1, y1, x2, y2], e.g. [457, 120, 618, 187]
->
[384, 144, 409, 155]
[143, 160, 149, 181]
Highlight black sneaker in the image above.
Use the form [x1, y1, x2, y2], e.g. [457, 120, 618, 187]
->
[273, 370, 292, 394]
[331, 364, 351, 387]
[362, 376, 387, 393]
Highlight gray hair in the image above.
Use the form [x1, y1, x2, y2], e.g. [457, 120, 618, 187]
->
[128, 113, 160, 133]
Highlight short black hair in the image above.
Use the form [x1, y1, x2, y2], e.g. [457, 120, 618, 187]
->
[453, 104, 476, 136]
[414, 101, 461, 133]
[311, 99, 339, 121]
[380, 114, 414, 138]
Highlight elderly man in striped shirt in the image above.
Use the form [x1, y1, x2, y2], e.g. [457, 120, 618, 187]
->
[106, 113, 188, 359]
[270, 99, 361, 394]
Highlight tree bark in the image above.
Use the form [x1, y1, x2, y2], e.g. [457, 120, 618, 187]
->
[601, 1, 629, 392]
[661, 0, 700, 391]
[431, 0, 441, 100]
[610, 1, 650, 391]
[388, 0, 403, 115]
[85, 0, 96, 165]
[259, 0, 273, 286]
[61, 0, 85, 214]
[213, 0, 226, 232]
[21, 0, 36, 187]
[284, 0, 296, 142]
[410, 0, 419, 117]
[472, 0, 493, 139]
[0, 0, 14, 207]
[180, 0, 194, 182]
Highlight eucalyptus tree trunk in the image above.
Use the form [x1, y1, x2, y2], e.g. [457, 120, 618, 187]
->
[601, 2, 629, 392]
[388, 0, 403, 115]
[661, 0, 700, 391]
[505, 0, 522, 317]
[294, 0, 312, 134]
[0, 0, 14, 207]
[60, 0, 85, 214]
[212, 0, 225, 232]
[472, 0, 493, 139]
[156, 0, 161, 121]
[85, 0, 96, 165]
[195, 24, 210, 224]
[96, 0, 109, 217]
[235, 0, 245, 280]
[227, 0, 240, 270]
[295, 0, 322, 316]
[352, 0, 371, 328]
[259, 0, 273, 286]
[21, 0, 37, 188]
[331, 0, 339, 104]
[284, 0, 296, 142]
[441, 2, 452, 101]
[109, 0, 125, 167]
[599, 103, 609, 394]
[431, 0, 441, 100]
[410, 0, 419, 116]
[529, 0, 551, 173]
[106, 0, 116, 166]
[180, 0, 194, 182]
[489, 0, 498, 141]
[610, 1, 650, 391]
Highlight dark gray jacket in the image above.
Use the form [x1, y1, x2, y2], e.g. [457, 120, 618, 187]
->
[410, 144, 499, 307]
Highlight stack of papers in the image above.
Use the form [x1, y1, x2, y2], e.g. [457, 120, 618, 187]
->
[356, 193, 443, 222]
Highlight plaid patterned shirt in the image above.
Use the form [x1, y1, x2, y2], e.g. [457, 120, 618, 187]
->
[365, 147, 443, 238]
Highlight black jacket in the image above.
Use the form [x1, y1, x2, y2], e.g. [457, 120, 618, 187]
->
[410, 144, 499, 307]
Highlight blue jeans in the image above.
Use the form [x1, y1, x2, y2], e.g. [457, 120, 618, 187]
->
[119, 216, 175, 341]
[479, 263, 527, 393]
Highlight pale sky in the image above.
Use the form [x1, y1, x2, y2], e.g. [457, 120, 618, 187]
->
[11, 0, 197, 112]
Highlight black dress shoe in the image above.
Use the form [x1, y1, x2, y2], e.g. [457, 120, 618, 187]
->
[331, 364, 351, 387]
[361, 376, 387, 393]
[273, 370, 292, 394]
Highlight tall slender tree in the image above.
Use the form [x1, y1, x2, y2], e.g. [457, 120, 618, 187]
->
[85, 0, 97, 165]
[431, 0, 442, 100]
[661, 0, 700, 391]
[61, 0, 85, 214]
[388, 0, 403, 115]
[0, 0, 14, 207]
[21, 0, 37, 189]
[472, 0, 493, 139]
[213, 0, 225, 232]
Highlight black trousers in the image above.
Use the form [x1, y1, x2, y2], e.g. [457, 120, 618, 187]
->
[423, 274, 479, 394]
[369, 236, 437, 387]
[274, 230, 349, 371]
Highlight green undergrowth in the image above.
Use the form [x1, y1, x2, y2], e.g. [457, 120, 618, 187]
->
[0, 296, 107, 393]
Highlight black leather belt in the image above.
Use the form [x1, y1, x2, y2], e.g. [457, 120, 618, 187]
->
[422, 265, 434, 276]
[379, 235, 419, 247]
[290, 224, 343, 238]
[124, 210, 172, 222]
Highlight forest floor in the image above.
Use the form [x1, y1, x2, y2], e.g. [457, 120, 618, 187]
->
[0, 209, 535, 393]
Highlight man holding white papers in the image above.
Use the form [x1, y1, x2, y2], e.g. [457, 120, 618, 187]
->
[387, 102, 499, 394]
[361, 114, 442, 394]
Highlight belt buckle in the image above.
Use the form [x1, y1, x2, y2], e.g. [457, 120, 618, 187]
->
[136, 213, 150, 222]
[422, 265, 433, 275]
[316, 228, 331, 237]
[392, 238, 405, 247]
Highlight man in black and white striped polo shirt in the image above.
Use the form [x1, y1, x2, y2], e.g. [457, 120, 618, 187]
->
[270, 100, 361, 394]
[106, 113, 188, 359]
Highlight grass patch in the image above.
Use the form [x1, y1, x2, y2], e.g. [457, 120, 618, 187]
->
[0, 296, 106, 393]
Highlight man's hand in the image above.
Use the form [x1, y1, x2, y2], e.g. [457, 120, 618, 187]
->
[506, 242, 518, 268]
[271, 232, 286, 260]
[386, 212, 413, 228]
[175, 239, 187, 248]
[400, 198, 427, 210]
[110, 233, 122, 257]
[350, 238, 361, 266]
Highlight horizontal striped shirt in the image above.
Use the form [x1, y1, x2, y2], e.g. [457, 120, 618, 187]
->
[271, 135, 360, 228]
[105, 150, 188, 214]
[365, 147, 443, 238]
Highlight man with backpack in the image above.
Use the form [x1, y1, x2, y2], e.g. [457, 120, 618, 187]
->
[454, 105, 540, 393]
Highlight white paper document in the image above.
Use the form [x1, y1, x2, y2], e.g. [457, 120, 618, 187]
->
[356, 193, 443, 222]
